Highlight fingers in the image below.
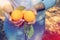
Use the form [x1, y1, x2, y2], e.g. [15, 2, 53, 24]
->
[9, 19, 24, 27]
[28, 20, 36, 24]
[30, 8, 37, 15]
[27, 8, 37, 24]
[12, 19, 24, 24]
[9, 16, 12, 21]
[15, 19, 24, 27]
[15, 21, 24, 27]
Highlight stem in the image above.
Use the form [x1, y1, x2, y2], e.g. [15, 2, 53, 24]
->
[24, 22, 32, 40]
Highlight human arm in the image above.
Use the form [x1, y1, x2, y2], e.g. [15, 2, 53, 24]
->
[29, 0, 57, 24]
[33, 0, 56, 10]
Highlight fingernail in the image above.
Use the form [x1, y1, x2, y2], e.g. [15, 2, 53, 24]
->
[28, 23, 30, 24]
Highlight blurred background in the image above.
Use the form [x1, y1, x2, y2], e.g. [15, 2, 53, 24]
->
[0, 0, 60, 40]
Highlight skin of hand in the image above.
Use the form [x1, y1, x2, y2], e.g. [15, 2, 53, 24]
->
[27, 3, 45, 24]
[1, 2, 24, 27]
[9, 17, 25, 27]
[9, 8, 36, 26]
[33, 3, 45, 11]
[3, 2, 45, 26]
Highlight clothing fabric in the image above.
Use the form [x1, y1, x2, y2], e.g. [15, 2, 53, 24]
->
[3, 0, 56, 40]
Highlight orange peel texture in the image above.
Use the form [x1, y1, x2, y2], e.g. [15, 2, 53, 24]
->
[23, 10, 36, 22]
[11, 10, 23, 21]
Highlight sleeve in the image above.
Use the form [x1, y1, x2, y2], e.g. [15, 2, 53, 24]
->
[0, 0, 11, 10]
[42, 0, 57, 9]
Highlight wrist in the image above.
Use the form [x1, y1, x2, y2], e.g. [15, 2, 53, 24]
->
[33, 2, 45, 11]
[30, 7, 37, 15]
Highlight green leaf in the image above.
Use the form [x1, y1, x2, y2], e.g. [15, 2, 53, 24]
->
[16, 6, 25, 10]
[27, 25, 34, 39]
[24, 22, 34, 39]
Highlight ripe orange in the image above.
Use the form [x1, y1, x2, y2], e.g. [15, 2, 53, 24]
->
[23, 10, 36, 22]
[11, 10, 23, 21]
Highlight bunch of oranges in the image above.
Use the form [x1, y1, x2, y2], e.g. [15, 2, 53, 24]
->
[11, 9, 36, 22]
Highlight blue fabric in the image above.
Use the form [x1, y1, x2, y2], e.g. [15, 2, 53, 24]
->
[4, 0, 56, 40]
[4, 18, 26, 40]
[10, 0, 32, 10]
[42, 0, 56, 9]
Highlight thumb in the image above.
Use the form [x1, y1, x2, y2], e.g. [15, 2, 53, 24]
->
[30, 8, 37, 15]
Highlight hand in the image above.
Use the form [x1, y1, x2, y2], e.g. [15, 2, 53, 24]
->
[28, 19, 36, 24]
[27, 8, 37, 24]
[30, 7, 37, 15]
[9, 17, 25, 27]
[13, 19, 25, 27]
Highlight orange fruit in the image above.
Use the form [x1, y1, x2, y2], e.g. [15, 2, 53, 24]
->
[11, 10, 23, 21]
[23, 10, 36, 22]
